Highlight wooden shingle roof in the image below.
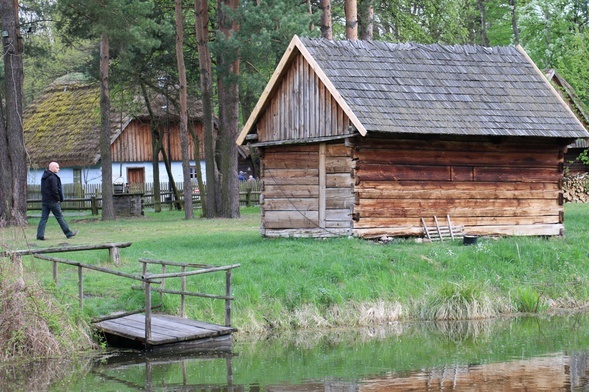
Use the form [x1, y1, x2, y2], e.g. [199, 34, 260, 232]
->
[238, 36, 589, 144]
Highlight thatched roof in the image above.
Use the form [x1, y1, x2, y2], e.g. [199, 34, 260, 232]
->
[24, 77, 106, 167]
[238, 36, 589, 144]
[24, 75, 205, 168]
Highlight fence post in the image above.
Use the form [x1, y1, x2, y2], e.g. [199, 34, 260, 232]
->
[145, 278, 152, 348]
[225, 270, 232, 327]
[78, 265, 83, 310]
[91, 196, 98, 215]
[52, 261, 58, 284]
[181, 266, 186, 318]
[246, 187, 252, 207]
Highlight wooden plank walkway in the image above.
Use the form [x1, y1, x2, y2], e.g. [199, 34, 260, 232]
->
[94, 313, 236, 347]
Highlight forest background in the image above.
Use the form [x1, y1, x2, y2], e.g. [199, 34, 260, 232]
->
[1, 0, 588, 227]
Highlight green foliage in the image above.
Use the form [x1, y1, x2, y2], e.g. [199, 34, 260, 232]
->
[513, 286, 545, 313]
[578, 148, 589, 166]
[419, 281, 497, 320]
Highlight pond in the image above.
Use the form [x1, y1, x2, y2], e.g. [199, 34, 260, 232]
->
[3, 313, 589, 391]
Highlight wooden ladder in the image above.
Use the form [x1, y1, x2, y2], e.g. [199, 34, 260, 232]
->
[421, 215, 464, 241]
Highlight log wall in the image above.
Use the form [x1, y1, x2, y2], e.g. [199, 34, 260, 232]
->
[111, 120, 205, 162]
[352, 135, 567, 238]
[260, 143, 354, 237]
[256, 54, 348, 143]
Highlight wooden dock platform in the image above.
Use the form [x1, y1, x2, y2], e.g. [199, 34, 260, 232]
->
[94, 313, 237, 348]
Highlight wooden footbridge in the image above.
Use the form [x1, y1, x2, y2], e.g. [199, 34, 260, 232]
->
[3, 243, 240, 350]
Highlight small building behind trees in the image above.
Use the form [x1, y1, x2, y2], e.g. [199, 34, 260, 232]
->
[237, 36, 589, 239]
[24, 74, 206, 190]
[545, 69, 589, 175]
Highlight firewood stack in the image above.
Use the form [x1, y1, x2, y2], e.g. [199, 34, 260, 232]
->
[563, 173, 589, 203]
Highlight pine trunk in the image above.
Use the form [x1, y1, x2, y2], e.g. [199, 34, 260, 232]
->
[175, 0, 194, 219]
[195, 0, 220, 218]
[217, 0, 240, 218]
[345, 0, 358, 40]
[358, 0, 373, 40]
[477, 0, 489, 46]
[509, 0, 520, 45]
[100, 34, 115, 220]
[0, 0, 27, 226]
[139, 81, 162, 213]
[0, 80, 12, 225]
[320, 0, 333, 39]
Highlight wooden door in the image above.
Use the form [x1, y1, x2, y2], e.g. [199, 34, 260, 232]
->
[127, 167, 145, 193]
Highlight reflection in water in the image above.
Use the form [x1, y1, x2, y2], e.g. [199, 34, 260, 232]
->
[3, 314, 589, 391]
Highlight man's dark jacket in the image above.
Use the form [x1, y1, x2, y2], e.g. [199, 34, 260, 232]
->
[41, 170, 64, 203]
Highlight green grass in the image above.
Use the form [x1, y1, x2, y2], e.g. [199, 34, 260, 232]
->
[2, 204, 589, 334]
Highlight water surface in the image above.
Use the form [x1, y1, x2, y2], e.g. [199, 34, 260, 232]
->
[3, 314, 589, 391]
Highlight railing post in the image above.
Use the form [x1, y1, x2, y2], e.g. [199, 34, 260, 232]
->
[141, 261, 147, 289]
[78, 265, 83, 310]
[181, 266, 186, 318]
[145, 278, 152, 348]
[52, 261, 58, 284]
[225, 270, 232, 327]
[160, 264, 166, 302]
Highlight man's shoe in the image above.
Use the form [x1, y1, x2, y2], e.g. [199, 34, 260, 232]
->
[67, 230, 78, 239]
[36, 237, 45, 241]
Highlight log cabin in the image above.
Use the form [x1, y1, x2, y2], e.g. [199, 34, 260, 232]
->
[237, 36, 589, 239]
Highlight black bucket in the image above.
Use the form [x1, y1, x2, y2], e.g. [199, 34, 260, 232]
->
[463, 235, 478, 246]
[113, 183, 124, 194]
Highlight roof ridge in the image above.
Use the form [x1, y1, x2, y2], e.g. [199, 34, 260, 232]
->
[299, 37, 516, 55]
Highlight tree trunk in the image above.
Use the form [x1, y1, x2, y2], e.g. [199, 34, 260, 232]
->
[217, 0, 240, 218]
[175, 0, 194, 219]
[195, 0, 220, 218]
[100, 33, 115, 220]
[0, 80, 12, 226]
[139, 81, 162, 213]
[345, 0, 358, 40]
[188, 124, 206, 214]
[160, 142, 182, 210]
[320, 0, 333, 39]
[509, 0, 520, 45]
[477, 0, 489, 46]
[358, 0, 373, 40]
[0, 0, 27, 227]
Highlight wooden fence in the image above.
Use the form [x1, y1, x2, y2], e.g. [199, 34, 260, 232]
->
[26, 181, 261, 212]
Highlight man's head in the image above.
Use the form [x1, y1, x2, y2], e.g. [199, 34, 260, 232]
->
[48, 162, 60, 173]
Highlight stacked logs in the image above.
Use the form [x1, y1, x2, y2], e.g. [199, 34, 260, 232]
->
[563, 173, 589, 203]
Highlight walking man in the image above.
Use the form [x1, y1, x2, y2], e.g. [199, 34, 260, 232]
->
[36, 162, 78, 240]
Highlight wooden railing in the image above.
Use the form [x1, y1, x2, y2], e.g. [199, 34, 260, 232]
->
[138, 259, 240, 339]
[26, 251, 240, 343]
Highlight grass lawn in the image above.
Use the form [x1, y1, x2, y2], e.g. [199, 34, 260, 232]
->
[2, 203, 589, 334]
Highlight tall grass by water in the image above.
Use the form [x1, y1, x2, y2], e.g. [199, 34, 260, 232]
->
[1, 204, 589, 342]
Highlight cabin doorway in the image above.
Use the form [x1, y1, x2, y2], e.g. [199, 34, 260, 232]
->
[127, 167, 145, 193]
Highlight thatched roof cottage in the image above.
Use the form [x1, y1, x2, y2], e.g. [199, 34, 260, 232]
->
[24, 74, 206, 186]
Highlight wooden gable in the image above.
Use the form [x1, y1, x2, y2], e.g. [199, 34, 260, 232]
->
[256, 53, 350, 144]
